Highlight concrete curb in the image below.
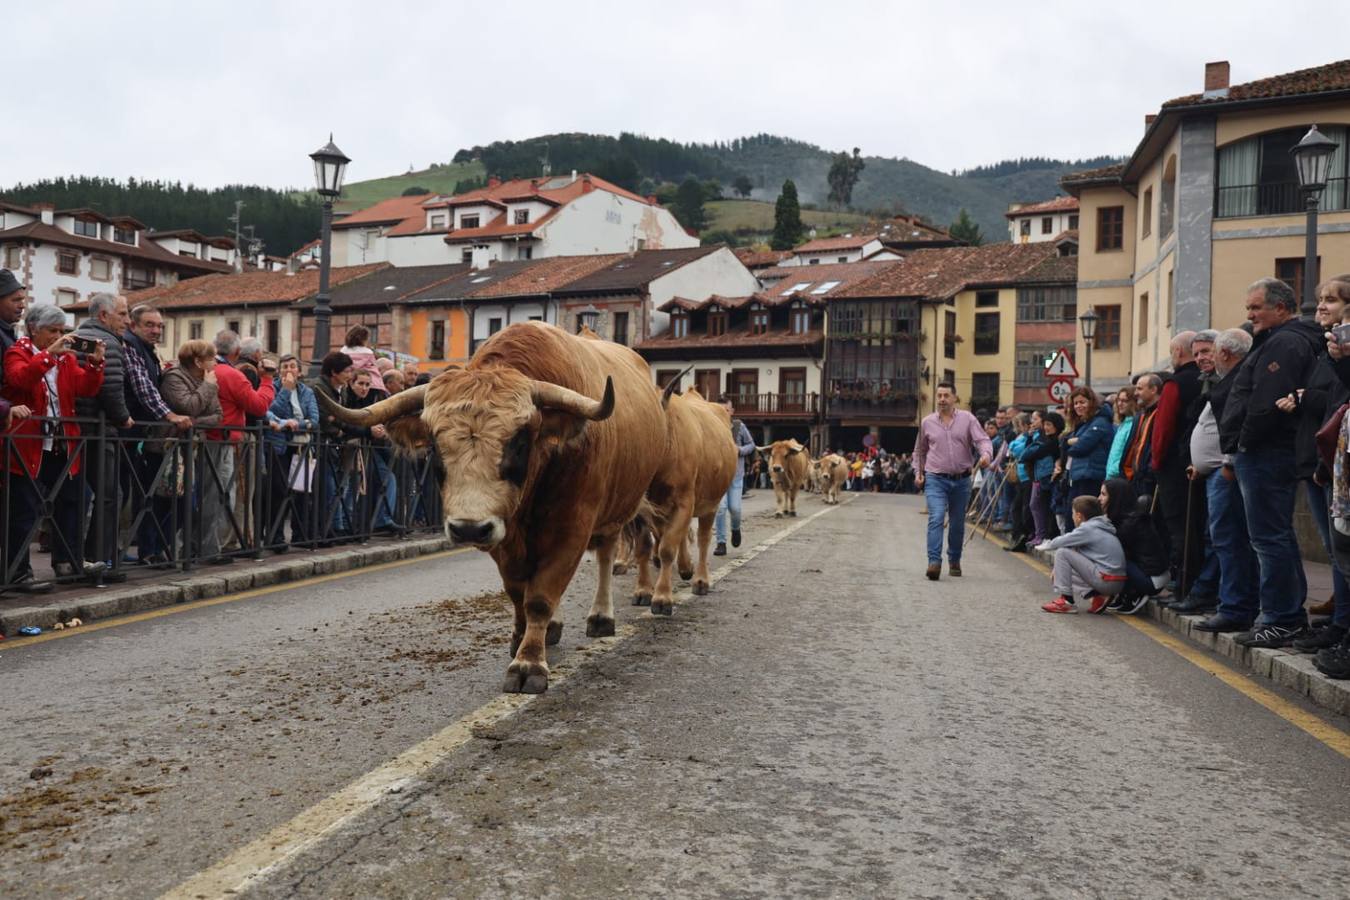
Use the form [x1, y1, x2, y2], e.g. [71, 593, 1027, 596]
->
[0, 536, 453, 637]
[1021, 543, 1350, 719]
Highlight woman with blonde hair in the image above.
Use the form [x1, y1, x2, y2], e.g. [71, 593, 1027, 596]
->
[1105, 387, 1137, 480]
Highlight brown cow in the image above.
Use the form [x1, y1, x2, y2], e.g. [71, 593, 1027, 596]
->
[818, 453, 848, 504]
[317, 321, 668, 694]
[632, 386, 737, 615]
[760, 439, 808, 517]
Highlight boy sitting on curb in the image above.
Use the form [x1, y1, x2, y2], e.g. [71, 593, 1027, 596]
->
[1041, 496, 1128, 615]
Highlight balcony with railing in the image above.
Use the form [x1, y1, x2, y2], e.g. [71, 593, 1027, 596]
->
[825, 379, 920, 421]
[1215, 178, 1350, 218]
[716, 392, 820, 419]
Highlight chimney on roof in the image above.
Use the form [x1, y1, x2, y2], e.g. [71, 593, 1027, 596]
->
[1204, 61, 1230, 97]
[647, 195, 658, 205]
[530, 179, 539, 190]
[581, 174, 593, 193]
[33, 202, 54, 226]
[571, 169, 578, 183]
[1145, 113, 1157, 128]
[488, 175, 502, 188]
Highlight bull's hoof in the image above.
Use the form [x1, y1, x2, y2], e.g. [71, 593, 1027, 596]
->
[774, 512, 783, 519]
[678, 568, 695, 581]
[633, 591, 652, 607]
[693, 580, 709, 596]
[612, 563, 630, 576]
[509, 632, 523, 657]
[789, 510, 798, 517]
[586, 614, 616, 638]
[546, 621, 563, 646]
[502, 663, 549, 694]
[651, 598, 674, 617]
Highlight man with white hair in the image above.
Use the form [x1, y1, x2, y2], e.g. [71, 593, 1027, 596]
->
[1190, 328, 1259, 632]
[1147, 330, 1203, 597]
[73, 292, 133, 580]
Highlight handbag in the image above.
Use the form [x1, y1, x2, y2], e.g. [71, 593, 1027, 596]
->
[1316, 402, 1348, 470]
[288, 454, 316, 493]
[153, 441, 186, 498]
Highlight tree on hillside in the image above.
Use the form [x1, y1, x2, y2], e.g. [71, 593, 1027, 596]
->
[733, 175, 754, 199]
[401, 186, 431, 196]
[949, 208, 984, 246]
[771, 179, 805, 250]
[826, 147, 866, 208]
[673, 176, 709, 232]
[703, 179, 723, 202]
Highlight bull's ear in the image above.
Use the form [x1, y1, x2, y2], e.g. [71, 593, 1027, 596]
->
[384, 417, 431, 453]
[537, 410, 589, 450]
[787, 445, 804, 455]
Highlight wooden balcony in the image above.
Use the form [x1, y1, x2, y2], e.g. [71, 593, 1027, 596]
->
[719, 392, 820, 419]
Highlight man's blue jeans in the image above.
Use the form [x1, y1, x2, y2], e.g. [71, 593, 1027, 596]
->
[1234, 449, 1307, 628]
[924, 473, 972, 565]
[715, 471, 745, 544]
[1206, 467, 1258, 623]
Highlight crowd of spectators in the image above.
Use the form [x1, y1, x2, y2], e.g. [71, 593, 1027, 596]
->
[968, 276, 1350, 680]
[0, 269, 439, 595]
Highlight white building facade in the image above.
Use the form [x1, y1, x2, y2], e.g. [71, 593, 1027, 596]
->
[1006, 196, 1080, 243]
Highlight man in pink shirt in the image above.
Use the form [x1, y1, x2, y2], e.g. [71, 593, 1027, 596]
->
[913, 381, 992, 580]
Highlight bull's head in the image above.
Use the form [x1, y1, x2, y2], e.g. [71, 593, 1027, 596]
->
[316, 368, 614, 549]
[757, 439, 804, 475]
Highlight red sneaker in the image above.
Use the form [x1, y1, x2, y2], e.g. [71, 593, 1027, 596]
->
[1087, 594, 1111, 614]
[1041, 597, 1077, 614]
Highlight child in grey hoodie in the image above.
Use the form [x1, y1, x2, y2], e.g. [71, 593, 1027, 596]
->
[1041, 496, 1127, 615]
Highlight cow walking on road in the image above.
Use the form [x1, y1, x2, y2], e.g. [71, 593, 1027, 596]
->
[818, 453, 848, 504]
[760, 439, 809, 517]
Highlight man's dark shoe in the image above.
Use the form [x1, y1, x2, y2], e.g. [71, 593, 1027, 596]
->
[925, 563, 940, 581]
[1292, 623, 1348, 654]
[1308, 596, 1335, 617]
[949, 562, 962, 577]
[1171, 594, 1218, 615]
[713, 542, 727, 557]
[205, 555, 235, 566]
[1004, 540, 1028, 554]
[731, 528, 741, 548]
[1194, 614, 1253, 633]
[13, 573, 53, 595]
[1235, 624, 1307, 649]
[1313, 644, 1350, 679]
[97, 570, 128, 584]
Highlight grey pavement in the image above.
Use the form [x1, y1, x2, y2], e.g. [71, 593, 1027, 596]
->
[1, 491, 1347, 899]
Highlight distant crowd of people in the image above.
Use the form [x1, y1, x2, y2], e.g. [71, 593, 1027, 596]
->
[0, 268, 440, 594]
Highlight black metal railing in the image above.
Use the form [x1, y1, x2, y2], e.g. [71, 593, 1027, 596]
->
[0, 417, 444, 594]
[1215, 177, 1350, 218]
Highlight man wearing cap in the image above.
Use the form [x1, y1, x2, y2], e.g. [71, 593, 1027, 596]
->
[0, 269, 25, 389]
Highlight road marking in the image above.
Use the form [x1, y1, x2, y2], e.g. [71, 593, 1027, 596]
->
[161, 498, 851, 900]
[984, 531, 1350, 759]
[2, 547, 470, 651]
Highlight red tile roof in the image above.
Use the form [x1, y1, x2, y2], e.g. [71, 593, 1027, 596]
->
[757, 260, 898, 293]
[332, 194, 436, 231]
[126, 263, 388, 310]
[635, 325, 824, 353]
[656, 293, 755, 313]
[1005, 196, 1079, 218]
[1060, 163, 1126, 192]
[792, 233, 881, 253]
[835, 243, 1070, 300]
[0, 221, 232, 274]
[466, 253, 627, 299]
[1163, 58, 1350, 108]
[733, 248, 792, 268]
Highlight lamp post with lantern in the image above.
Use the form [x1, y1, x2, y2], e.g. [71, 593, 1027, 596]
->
[1291, 125, 1339, 321]
[308, 136, 350, 375]
[1078, 306, 1099, 391]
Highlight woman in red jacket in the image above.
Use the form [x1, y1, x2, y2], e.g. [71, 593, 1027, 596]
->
[3, 303, 105, 586]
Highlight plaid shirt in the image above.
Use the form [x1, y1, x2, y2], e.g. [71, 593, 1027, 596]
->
[122, 339, 171, 420]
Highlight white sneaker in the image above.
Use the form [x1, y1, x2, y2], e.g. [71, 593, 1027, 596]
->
[1033, 541, 1054, 552]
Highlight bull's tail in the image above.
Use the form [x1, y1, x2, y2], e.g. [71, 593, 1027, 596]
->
[660, 364, 695, 409]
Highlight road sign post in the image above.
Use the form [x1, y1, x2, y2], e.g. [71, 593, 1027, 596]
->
[1047, 377, 1074, 404]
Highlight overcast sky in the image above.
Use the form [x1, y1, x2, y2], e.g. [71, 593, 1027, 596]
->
[9, 1, 1350, 190]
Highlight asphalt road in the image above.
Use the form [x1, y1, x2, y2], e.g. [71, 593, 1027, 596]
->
[2, 490, 1347, 899]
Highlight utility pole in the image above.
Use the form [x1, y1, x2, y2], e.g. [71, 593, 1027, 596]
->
[227, 201, 245, 272]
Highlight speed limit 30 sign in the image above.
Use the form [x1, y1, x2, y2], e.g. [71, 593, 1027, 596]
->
[1047, 377, 1074, 403]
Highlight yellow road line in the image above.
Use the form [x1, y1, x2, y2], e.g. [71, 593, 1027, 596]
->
[985, 531, 1350, 759]
[2, 547, 469, 650]
[161, 499, 850, 900]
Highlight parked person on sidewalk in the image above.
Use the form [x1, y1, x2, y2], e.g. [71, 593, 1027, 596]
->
[1004, 413, 1034, 552]
[227, 337, 272, 551]
[713, 399, 755, 557]
[158, 339, 223, 559]
[1105, 388, 1137, 480]
[311, 351, 355, 539]
[122, 304, 191, 563]
[912, 381, 992, 581]
[342, 368, 397, 533]
[1218, 277, 1325, 649]
[1064, 387, 1114, 504]
[264, 354, 319, 547]
[3, 303, 106, 588]
[1099, 478, 1171, 615]
[381, 368, 406, 395]
[1040, 495, 1127, 614]
[1164, 330, 1224, 609]
[1147, 331, 1206, 595]
[1187, 328, 1260, 632]
[340, 325, 383, 383]
[0, 269, 26, 390]
[1122, 374, 1163, 500]
[1022, 410, 1063, 550]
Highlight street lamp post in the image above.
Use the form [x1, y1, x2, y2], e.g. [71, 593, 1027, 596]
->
[1292, 125, 1339, 321]
[1078, 307, 1099, 391]
[308, 135, 350, 376]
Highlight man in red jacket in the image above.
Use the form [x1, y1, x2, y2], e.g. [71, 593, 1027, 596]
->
[200, 330, 274, 563]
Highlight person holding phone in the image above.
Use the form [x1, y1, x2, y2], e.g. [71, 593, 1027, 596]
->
[3, 303, 106, 589]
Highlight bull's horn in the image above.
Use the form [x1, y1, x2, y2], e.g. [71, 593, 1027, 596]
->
[660, 364, 693, 408]
[315, 383, 428, 426]
[531, 376, 615, 421]
[756, 444, 773, 453]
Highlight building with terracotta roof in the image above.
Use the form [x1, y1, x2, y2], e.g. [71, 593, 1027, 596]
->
[0, 201, 236, 322]
[1063, 58, 1350, 385]
[329, 171, 697, 268]
[1005, 196, 1080, 244]
[779, 231, 902, 267]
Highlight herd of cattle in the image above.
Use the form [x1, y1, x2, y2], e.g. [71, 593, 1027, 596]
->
[319, 322, 843, 695]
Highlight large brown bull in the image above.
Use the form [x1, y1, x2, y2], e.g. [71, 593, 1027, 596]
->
[317, 321, 668, 694]
[760, 439, 808, 517]
[818, 453, 848, 504]
[632, 386, 737, 615]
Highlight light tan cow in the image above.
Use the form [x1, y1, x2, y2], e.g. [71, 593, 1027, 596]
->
[318, 321, 668, 694]
[632, 386, 737, 615]
[817, 453, 848, 504]
[760, 439, 809, 517]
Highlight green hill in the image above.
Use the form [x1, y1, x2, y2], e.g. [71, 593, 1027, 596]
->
[334, 161, 484, 213]
[705, 200, 871, 242]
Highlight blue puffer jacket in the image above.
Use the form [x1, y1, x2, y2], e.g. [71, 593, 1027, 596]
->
[1066, 406, 1115, 484]
[1021, 430, 1059, 482]
[1010, 432, 1030, 481]
[264, 378, 320, 453]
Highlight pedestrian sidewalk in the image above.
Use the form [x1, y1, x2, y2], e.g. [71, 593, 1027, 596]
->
[0, 535, 453, 637]
[970, 521, 1350, 719]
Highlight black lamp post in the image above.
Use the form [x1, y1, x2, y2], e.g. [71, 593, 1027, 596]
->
[1078, 307, 1099, 390]
[308, 135, 350, 375]
[1292, 125, 1338, 321]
